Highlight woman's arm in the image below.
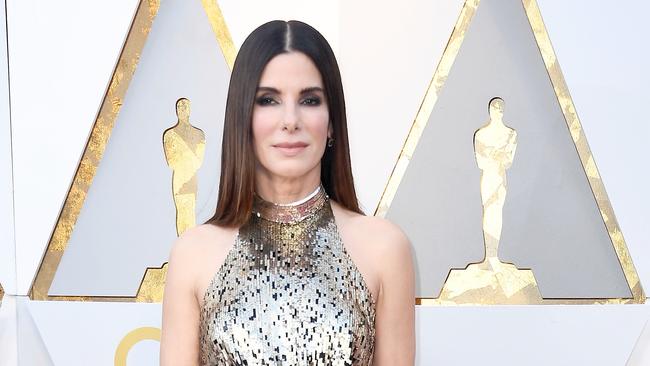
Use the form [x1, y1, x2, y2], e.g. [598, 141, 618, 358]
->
[160, 233, 201, 365]
[372, 220, 416, 365]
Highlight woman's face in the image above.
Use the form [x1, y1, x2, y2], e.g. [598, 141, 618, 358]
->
[252, 51, 331, 182]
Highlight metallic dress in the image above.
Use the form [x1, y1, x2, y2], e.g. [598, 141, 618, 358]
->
[199, 184, 376, 365]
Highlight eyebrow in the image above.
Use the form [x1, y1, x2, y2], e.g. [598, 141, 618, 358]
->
[256, 86, 324, 94]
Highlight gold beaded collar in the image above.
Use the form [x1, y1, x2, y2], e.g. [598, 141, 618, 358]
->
[252, 184, 328, 224]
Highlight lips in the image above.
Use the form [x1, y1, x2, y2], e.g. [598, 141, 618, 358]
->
[273, 142, 308, 148]
[273, 141, 308, 156]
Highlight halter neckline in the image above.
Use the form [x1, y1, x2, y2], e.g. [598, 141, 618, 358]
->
[252, 184, 328, 223]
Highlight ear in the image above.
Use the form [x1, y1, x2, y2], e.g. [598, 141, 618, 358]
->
[328, 121, 333, 138]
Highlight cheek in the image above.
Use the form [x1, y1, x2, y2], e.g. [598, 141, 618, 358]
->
[251, 109, 277, 151]
[304, 108, 330, 143]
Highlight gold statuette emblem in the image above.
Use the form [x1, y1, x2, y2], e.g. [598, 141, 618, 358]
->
[163, 98, 206, 236]
[436, 98, 542, 305]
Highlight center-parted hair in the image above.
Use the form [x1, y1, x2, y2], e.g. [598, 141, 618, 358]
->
[206, 20, 362, 227]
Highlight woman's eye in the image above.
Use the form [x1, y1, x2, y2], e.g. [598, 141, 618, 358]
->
[302, 97, 321, 106]
[256, 96, 276, 106]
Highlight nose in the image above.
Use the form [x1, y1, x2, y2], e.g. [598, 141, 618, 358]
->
[282, 101, 300, 132]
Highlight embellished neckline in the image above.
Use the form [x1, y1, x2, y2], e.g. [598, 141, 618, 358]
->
[253, 184, 328, 224]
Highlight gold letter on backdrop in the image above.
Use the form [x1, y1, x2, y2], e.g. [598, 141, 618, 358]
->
[114, 327, 161, 366]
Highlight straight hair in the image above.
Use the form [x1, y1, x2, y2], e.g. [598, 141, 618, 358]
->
[205, 20, 362, 227]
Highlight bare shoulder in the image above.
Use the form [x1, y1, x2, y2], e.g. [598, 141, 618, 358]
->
[331, 201, 408, 245]
[165, 223, 238, 304]
[330, 201, 412, 267]
[169, 223, 234, 258]
[356, 216, 411, 265]
[167, 224, 237, 280]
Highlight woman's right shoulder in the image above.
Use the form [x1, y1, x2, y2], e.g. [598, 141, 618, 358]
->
[168, 223, 238, 264]
[165, 224, 239, 302]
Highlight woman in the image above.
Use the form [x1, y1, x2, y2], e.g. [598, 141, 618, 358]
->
[160, 20, 415, 365]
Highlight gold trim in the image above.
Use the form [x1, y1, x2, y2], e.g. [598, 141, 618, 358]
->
[202, 0, 236, 69]
[377, 0, 645, 305]
[29, 0, 235, 302]
[135, 263, 167, 303]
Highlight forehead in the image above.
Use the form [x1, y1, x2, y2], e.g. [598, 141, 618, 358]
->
[258, 51, 323, 89]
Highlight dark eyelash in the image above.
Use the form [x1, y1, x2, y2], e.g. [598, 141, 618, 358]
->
[302, 97, 321, 106]
[255, 96, 322, 106]
[256, 96, 276, 105]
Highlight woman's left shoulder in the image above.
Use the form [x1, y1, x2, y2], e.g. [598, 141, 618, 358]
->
[342, 210, 414, 290]
[331, 200, 410, 252]
[356, 215, 407, 240]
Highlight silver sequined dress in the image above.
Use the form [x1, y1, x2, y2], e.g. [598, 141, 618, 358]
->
[200, 185, 376, 365]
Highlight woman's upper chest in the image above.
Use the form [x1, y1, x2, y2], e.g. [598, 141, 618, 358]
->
[193, 211, 381, 309]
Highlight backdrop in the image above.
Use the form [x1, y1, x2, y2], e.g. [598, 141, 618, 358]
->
[0, 0, 649, 365]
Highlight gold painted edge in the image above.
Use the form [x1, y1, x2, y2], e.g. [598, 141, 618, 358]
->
[201, 0, 237, 69]
[374, 0, 480, 217]
[29, 0, 236, 302]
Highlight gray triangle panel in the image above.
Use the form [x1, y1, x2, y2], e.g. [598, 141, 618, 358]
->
[387, 0, 630, 298]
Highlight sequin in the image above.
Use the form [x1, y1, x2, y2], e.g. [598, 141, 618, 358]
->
[200, 185, 376, 365]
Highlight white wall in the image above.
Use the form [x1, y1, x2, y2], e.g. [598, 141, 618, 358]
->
[0, 1, 18, 363]
[1, 0, 16, 295]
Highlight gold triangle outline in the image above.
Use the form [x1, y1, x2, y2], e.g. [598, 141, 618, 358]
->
[28, 0, 236, 302]
[374, 0, 645, 305]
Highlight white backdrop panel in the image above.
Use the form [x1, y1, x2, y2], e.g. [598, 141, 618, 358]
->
[29, 301, 161, 366]
[415, 304, 650, 365]
[0, 297, 18, 366]
[0, 0, 16, 296]
[7, 0, 140, 294]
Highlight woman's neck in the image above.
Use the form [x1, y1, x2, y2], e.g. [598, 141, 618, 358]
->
[255, 173, 322, 205]
[252, 182, 327, 224]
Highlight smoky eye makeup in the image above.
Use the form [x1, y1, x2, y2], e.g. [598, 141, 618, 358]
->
[254, 89, 325, 106]
[255, 95, 277, 106]
[301, 96, 322, 106]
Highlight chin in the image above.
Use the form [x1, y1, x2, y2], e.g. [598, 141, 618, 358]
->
[265, 160, 320, 180]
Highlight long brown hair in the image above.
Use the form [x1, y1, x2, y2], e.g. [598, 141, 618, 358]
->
[205, 20, 362, 228]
